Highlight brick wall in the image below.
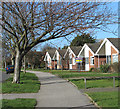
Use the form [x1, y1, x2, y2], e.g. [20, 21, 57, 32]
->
[118, 54, 120, 62]
[72, 64, 78, 70]
[94, 56, 98, 68]
[89, 51, 94, 70]
[111, 46, 118, 64]
[99, 56, 106, 66]
[51, 60, 57, 69]
[62, 60, 69, 70]
[94, 56, 106, 68]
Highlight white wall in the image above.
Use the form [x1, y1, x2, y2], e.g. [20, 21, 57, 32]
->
[105, 41, 111, 55]
[46, 52, 51, 65]
[84, 45, 89, 71]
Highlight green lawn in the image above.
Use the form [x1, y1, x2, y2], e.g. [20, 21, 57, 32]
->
[69, 78, 119, 89]
[2, 98, 37, 109]
[30, 69, 119, 78]
[2, 72, 40, 93]
[57, 73, 118, 78]
[87, 91, 118, 108]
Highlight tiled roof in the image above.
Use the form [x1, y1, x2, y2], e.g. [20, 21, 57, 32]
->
[64, 51, 69, 60]
[58, 49, 67, 58]
[107, 38, 120, 52]
[87, 42, 102, 53]
[70, 46, 82, 55]
[47, 48, 56, 58]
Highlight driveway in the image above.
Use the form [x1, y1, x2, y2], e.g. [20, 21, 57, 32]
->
[27, 71, 96, 108]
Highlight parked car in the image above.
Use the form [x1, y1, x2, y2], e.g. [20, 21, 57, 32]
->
[5, 65, 14, 74]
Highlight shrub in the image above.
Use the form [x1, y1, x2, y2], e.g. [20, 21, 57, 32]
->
[89, 67, 94, 72]
[100, 64, 109, 73]
[89, 67, 100, 72]
[109, 62, 120, 73]
[93, 68, 100, 72]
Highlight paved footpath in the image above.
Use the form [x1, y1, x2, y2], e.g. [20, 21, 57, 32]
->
[2, 71, 96, 108]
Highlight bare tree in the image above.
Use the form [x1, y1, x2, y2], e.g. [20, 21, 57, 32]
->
[0, 2, 116, 83]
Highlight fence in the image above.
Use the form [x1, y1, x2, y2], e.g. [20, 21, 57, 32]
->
[82, 76, 120, 89]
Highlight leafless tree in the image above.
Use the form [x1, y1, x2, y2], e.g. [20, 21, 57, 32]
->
[0, 2, 116, 83]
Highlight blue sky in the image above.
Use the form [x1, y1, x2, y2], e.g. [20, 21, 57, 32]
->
[37, 2, 118, 51]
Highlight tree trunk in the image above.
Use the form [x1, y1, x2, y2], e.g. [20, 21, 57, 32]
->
[24, 56, 26, 73]
[4, 56, 6, 68]
[12, 49, 22, 83]
[11, 55, 15, 65]
[32, 65, 34, 69]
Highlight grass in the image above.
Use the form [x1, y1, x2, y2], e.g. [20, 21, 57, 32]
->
[28, 69, 119, 78]
[2, 98, 37, 109]
[2, 72, 40, 93]
[86, 91, 118, 108]
[25, 69, 119, 79]
[69, 78, 119, 89]
[57, 73, 118, 78]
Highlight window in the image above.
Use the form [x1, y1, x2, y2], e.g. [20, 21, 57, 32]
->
[85, 57, 89, 64]
[90, 57, 94, 65]
[106, 55, 111, 65]
[73, 58, 75, 65]
[69, 58, 72, 64]
[112, 54, 118, 63]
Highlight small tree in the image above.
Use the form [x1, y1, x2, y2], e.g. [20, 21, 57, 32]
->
[70, 33, 96, 46]
[26, 50, 44, 69]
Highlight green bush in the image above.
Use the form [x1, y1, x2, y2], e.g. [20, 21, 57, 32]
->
[109, 62, 120, 73]
[89, 67, 94, 72]
[89, 67, 100, 72]
[100, 64, 109, 73]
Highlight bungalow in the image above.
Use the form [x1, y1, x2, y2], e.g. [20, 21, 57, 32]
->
[64, 46, 82, 70]
[44, 48, 56, 69]
[53, 49, 67, 70]
[78, 42, 101, 71]
[95, 38, 120, 68]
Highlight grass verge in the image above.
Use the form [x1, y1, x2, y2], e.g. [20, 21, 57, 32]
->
[86, 91, 118, 108]
[57, 73, 118, 79]
[69, 78, 119, 89]
[2, 72, 40, 93]
[2, 98, 36, 109]
[28, 69, 118, 78]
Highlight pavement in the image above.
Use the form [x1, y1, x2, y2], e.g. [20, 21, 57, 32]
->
[2, 71, 97, 108]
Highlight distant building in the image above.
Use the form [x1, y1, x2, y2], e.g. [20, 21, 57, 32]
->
[44, 38, 120, 71]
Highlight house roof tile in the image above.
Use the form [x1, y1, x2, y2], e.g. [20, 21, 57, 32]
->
[47, 48, 56, 58]
[107, 38, 120, 52]
[87, 42, 102, 53]
[70, 46, 82, 56]
[58, 49, 67, 58]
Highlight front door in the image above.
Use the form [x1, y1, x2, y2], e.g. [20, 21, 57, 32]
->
[82, 58, 85, 70]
